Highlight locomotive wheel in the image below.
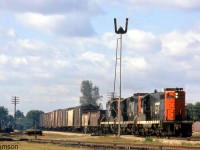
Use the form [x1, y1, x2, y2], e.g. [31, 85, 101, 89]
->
[156, 129, 162, 137]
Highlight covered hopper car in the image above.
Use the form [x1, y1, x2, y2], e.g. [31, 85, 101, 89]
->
[39, 104, 106, 133]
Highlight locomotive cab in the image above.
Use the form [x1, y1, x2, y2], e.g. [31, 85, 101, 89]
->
[163, 88, 192, 137]
[164, 88, 185, 121]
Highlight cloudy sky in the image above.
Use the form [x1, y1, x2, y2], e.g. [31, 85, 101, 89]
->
[1, 0, 200, 115]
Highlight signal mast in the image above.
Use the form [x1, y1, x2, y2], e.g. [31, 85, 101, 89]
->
[113, 18, 128, 137]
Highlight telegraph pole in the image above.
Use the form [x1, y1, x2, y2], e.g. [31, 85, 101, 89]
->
[114, 18, 128, 137]
[11, 96, 20, 127]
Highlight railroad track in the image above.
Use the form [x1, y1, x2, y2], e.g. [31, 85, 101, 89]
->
[28, 139, 200, 150]
[187, 136, 200, 141]
[158, 136, 200, 141]
[133, 135, 200, 141]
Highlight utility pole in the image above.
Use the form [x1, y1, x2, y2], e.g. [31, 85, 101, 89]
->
[11, 96, 20, 127]
[114, 18, 128, 137]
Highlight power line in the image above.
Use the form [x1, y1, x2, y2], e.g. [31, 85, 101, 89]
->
[11, 96, 20, 127]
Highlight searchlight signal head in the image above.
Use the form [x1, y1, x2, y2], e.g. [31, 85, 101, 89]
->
[114, 18, 128, 34]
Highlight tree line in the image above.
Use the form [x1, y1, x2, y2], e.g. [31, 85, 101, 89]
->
[0, 106, 44, 130]
[186, 102, 200, 121]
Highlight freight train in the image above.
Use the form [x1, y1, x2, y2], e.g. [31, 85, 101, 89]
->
[39, 104, 106, 133]
[39, 88, 193, 137]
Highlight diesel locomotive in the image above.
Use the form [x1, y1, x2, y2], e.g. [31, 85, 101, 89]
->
[39, 88, 193, 137]
[101, 88, 193, 137]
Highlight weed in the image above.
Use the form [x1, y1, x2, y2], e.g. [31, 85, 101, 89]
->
[145, 137, 153, 142]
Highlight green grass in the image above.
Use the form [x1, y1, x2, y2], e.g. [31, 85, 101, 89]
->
[144, 137, 153, 142]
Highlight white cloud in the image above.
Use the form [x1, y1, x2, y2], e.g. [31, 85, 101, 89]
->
[1, 27, 199, 106]
[156, 0, 200, 10]
[17, 38, 45, 50]
[0, 54, 8, 65]
[114, 0, 200, 11]
[81, 51, 106, 63]
[0, 28, 16, 39]
[125, 30, 161, 53]
[16, 13, 65, 35]
[15, 12, 96, 37]
[0, 55, 28, 68]
[28, 56, 41, 62]
[0, 73, 9, 81]
[0, 0, 103, 15]
[6, 28, 16, 38]
[161, 30, 200, 57]
[31, 84, 70, 96]
[12, 57, 28, 67]
[101, 32, 116, 50]
[124, 56, 148, 71]
[55, 60, 69, 68]
[1, 1, 103, 37]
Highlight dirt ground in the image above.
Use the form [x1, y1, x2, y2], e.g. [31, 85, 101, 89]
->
[43, 131, 89, 136]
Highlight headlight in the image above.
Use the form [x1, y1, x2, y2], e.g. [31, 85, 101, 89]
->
[175, 93, 178, 98]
